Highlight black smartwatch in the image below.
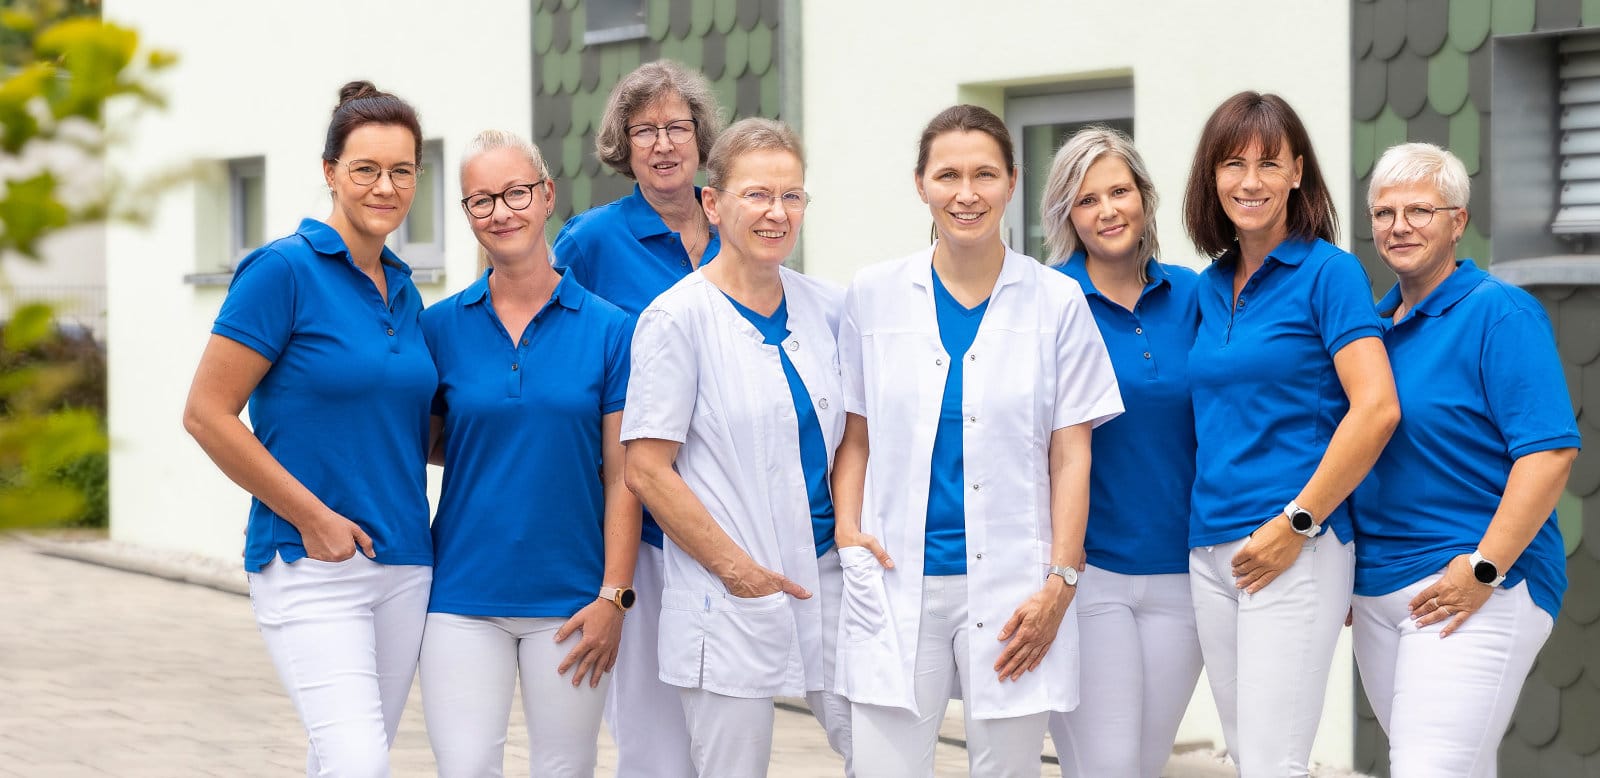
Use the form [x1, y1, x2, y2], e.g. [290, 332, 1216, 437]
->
[600, 585, 637, 611]
[1469, 551, 1505, 587]
[1283, 500, 1318, 538]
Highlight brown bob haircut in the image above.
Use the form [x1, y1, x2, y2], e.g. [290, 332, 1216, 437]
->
[594, 60, 724, 178]
[1182, 91, 1338, 258]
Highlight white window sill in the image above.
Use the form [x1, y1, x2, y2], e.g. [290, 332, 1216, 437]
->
[1489, 256, 1600, 287]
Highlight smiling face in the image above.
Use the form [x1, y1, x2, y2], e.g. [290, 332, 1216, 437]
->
[916, 130, 1016, 252]
[1371, 182, 1465, 287]
[1069, 154, 1147, 266]
[1214, 135, 1302, 246]
[626, 92, 699, 198]
[703, 148, 804, 267]
[323, 123, 418, 245]
[460, 146, 552, 263]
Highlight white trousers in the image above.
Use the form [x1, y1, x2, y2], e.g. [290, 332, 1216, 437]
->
[1049, 567, 1202, 778]
[248, 554, 432, 778]
[605, 543, 695, 777]
[852, 575, 1049, 778]
[1353, 574, 1552, 778]
[1189, 533, 1354, 778]
[419, 613, 609, 777]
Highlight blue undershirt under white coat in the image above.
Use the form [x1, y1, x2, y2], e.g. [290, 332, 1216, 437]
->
[1188, 237, 1384, 548]
[721, 293, 837, 556]
[924, 269, 990, 577]
[213, 218, 436, 573]
[1056, 252, 1199, 575]
[421, 269, 632, 617]
[1353, 260, 1578, 620]
[553, 184, 721, 549]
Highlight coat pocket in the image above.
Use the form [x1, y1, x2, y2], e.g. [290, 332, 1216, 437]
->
[702, 591, 795, 691]
[839, 546, 889, 642]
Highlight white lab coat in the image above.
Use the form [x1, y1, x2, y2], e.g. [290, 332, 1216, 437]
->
[833, 245, 1122, 719]
[622, 267, 845, 699]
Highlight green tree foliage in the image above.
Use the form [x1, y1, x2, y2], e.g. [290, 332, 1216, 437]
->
[0, 0, 172, 527]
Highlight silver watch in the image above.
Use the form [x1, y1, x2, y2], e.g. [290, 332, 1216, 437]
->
[1046, 564, 1078, 586]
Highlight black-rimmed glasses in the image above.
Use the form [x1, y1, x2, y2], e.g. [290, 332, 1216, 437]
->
[1370, 203, 1461, 231]
[339, 159, 418, 189]
[626, 119, 697, 148]
[461, 181, 546, 218]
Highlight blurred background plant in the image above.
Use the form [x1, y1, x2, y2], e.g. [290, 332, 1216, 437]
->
[0, 0, 172, 528]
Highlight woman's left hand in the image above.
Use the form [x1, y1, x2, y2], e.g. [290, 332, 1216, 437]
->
[1231, 515, 1307, 594]
[555, 599, 625, 688]
[1409, 554, 1494, 637]
[993, 579, 1074, 681]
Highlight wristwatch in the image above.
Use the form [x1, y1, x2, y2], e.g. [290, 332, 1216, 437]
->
[1045, 564, 1078, 586]
[1469, 551, 1505, 587]
[1284, 500, 1319, 538]
[599, 585, 637, 611]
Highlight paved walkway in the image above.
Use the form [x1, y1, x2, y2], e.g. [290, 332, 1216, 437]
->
[0, 540, 988, 777]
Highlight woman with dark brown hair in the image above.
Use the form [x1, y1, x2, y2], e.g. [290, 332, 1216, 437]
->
[1182, 91, 1398, 777]
[183, 81, 436, 776]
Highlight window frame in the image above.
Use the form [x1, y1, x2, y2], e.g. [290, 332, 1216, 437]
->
[1002, 86, 1134, 262]
[395, 139, 445, 279]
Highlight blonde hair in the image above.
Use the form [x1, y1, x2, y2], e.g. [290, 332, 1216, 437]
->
[459, 129, 550, 181]
[704, 118, 804, 189]
[1367, 142, 1470, 208]
[1041, 125, 1160, 276]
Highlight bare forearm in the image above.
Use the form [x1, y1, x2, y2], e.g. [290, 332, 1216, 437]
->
[831, 414, 869, 537]
[1047, 424, 1091, 569]
[627, 460, 754, 581]
[1480, 448, 1578, 568]
[600, 413, 641, 584]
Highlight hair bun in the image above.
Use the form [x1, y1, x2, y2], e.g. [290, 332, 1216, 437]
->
[337, 80, 384, 106]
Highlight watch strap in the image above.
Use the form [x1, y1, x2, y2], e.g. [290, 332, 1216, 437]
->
[1469, 550, 1505, 587]
[1045, 564, 1078, 586]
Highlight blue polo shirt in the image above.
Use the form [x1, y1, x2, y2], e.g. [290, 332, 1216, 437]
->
[722, 294, 837, 556]
[554, 185, 720, 548]
[925, 269, 989, 576]
[1354, 261, 1577, 620]
[1057, 253, 1199, 574]
[1188, 237, 1383, 547]
[421, 269, 632, 617]
[212, 218, 436, 572]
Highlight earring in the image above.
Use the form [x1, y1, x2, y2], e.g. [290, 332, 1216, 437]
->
[1292, 181, 1300, 188]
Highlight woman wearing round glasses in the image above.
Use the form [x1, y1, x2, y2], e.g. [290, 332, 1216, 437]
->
[622, 118, 849, 776]
[1351, 142, 1577, 776]
[551, 60, 726, 776]
[416, 130, 638, 777]
[183, 81, 436, 775]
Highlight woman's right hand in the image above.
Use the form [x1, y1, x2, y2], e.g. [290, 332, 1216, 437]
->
[300, 512, 376, 562]
[837, 531, 894, 569]
[721, 563, 811, 600]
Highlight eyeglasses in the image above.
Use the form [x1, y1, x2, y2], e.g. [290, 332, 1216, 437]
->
[461, 181, 546, 218]
[626, 119, 697, 148]
[1369, 203, 1461, 231]
[718, 188, 812, 214]
[339, 159, 418, 189]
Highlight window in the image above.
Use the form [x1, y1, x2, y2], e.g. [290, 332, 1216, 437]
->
[584, 0, 646, 46]
[397, 139, 444, 280]
[228, 157, 265, 265]
[1003, 85, 1134, 262]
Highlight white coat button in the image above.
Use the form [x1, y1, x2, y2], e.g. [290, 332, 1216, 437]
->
[975, 553, 983, 560]
[935, 357, 944, 366]
[967, 416, 976, 423]
[968, 353, 976, 362]
[787, 341, 799, 352]
[976, 622, 984, 628]
[819, 398, 829, 409]
[971, 483, 982, 491]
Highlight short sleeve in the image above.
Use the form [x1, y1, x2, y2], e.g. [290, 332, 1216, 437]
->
[837, 283, 867, 417]
[212, 248, 296, 363]
[601, 313, 633, 414]
[1482, 307, 1582, 459]
[552, 221, 589, 286]
[1053, 284, 1124, 430]
[620, 308, 697, 443]
[1312, 253, 1384, 356]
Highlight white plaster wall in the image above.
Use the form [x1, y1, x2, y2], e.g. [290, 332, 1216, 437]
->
[104, 0, 531, 562]
[799, 0, 1357, 768]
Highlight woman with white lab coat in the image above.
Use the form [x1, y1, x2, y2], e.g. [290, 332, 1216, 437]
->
[832, 104, 1123, 777]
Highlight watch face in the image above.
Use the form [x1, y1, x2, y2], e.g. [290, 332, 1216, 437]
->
[1289, 509, 1315, 532]
[1473, 560, 1498, 584]
[618, 588, 637, 609]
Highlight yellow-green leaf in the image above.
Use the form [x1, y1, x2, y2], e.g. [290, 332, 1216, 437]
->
[0, 483, 86, 528]
[3, 301, 54, 351]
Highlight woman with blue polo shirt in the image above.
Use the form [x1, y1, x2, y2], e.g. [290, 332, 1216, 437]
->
[551, 59, 725, 777]
[1038, 126, 1203, 778]
[1180, 92, 1400, 777]
[833, 105, 1124, 777]
[1352, 142, 1578, 776]
[417, 130, 638, 777]
[183, 81, 436, 776]
[623, 118, 850, 776]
